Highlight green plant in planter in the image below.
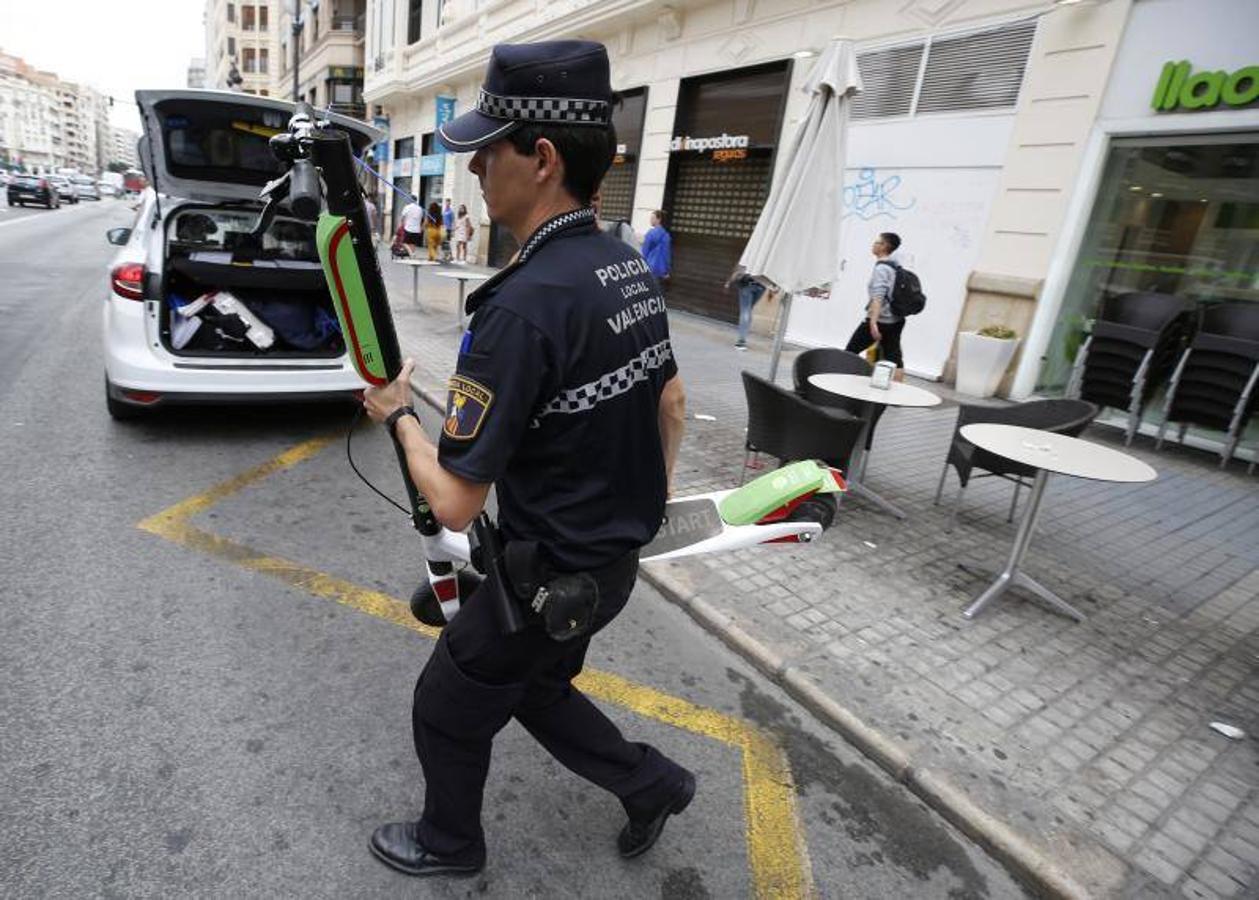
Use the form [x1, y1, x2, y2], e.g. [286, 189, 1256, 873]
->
[977, 324, 1017, 340]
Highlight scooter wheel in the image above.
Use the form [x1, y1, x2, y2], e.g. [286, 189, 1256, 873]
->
[410, 569, 486, 627]
[785, 494, 837, 531]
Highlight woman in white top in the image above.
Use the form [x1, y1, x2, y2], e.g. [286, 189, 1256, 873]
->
[453, 204, 475, 263]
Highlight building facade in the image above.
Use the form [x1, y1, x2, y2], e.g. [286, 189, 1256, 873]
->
[362, 0, 1254, 424]
[205, 0, 280, 95]
[0, 49, 115, 175]
[188, 58, 208, 89]
[273, 0, 367, 118]
[109, 126, 140, 170]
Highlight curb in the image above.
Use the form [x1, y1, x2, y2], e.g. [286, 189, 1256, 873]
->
[407, 376, 1088, 899]
[638, 563, 1090, 900]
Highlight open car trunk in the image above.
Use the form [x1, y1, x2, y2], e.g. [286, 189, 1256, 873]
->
[160, 202, 345, 359]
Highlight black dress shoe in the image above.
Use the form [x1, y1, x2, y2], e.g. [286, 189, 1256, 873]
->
[368, 822, 484, 877]
[617, 771, 697, 859]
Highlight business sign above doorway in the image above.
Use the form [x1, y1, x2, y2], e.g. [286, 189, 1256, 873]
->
[1152, 60, 1259, 112]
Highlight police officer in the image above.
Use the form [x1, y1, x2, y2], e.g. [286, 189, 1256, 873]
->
[361, 40, 693, 878]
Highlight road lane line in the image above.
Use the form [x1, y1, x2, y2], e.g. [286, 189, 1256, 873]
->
[137, 436, 812, 899]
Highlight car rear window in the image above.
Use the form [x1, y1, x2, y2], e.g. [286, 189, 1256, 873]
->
[160, 104, 288, 187]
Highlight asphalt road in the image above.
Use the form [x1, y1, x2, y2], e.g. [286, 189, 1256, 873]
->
[0, 198, 1026, 898]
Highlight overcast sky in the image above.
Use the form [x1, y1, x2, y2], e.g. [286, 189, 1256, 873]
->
[1, 0, 207, 132]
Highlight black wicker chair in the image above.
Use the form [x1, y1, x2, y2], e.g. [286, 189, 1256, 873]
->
[1067, 292, 1195, 444]
[934, 399, 1099, 529]
[741, 371, 864, 483]
[1155, 302, 1259, 468]
[792, 347, 886, 450]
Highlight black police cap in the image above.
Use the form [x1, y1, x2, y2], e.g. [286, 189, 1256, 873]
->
[438, 40, 613, 152]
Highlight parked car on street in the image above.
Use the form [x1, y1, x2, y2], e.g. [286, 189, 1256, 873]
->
[97, 181, 118, 198]
[7, 174, 61, 208]
[72, 175, 101, 200]
[47, 175, 79, 204]
[103, 90, 381, 419]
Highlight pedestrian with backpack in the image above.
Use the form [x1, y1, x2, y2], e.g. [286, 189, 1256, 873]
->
[844, 232, 925, 379]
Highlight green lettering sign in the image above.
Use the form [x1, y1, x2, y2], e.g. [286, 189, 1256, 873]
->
[1153, 60, 1259, 112]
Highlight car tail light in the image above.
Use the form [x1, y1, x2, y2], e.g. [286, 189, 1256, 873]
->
[110, 262, 146, 301]
[120, 389, 162, 405]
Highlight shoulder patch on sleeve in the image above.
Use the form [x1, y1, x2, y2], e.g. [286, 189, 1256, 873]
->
[443, 375, 494, 441]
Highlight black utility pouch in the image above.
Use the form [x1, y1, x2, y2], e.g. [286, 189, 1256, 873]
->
[531, 573, 600, 643]
[503, 541, 601, 642]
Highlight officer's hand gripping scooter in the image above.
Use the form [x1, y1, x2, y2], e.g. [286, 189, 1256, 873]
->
[263, 104, 845, 633]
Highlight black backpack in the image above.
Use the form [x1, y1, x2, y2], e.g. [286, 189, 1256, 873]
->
[877, 260, 926, 317]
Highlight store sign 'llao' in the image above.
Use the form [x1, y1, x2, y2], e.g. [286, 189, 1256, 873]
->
[1152, 60, 1259, 112]
[670, 133, 750, 161]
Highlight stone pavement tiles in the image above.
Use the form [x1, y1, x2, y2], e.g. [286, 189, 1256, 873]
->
[381, 253, 1259, 898]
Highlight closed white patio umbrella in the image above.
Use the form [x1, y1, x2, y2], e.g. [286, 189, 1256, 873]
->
[738, 38, 862, 382]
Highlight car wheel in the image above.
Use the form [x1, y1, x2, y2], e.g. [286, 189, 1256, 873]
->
[105, 378, 144, 421]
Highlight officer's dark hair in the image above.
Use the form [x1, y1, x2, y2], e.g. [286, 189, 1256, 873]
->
[879, 232, 901, 252]
[505, 121, 618, 207]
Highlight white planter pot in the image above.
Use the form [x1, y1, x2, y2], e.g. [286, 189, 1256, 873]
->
[955, 332, 1020, 399]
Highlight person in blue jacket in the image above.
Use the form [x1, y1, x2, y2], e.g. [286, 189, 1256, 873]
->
[640, 209, 672, 281]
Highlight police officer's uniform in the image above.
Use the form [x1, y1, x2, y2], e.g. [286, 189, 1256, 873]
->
[369, 40, 694, 877]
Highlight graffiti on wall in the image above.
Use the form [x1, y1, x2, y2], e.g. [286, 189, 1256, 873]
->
[843, 168, 917, 221]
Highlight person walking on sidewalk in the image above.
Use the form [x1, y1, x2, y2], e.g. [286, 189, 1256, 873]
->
[725, 268, 769, 351]
[845, 232, 906, 377]
[397, 197, 425, 257]
[641, 209, 672, 282]
[453, 203, 474, 262]
[442, 198, 455, 260]
[360, 39, 693, 879]
[425, 201, 444, 261]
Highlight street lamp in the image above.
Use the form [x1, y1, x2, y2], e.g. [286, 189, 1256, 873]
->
[290, 0, 320, 103]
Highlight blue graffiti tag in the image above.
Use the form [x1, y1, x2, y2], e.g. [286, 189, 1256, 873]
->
[843, 168, 916, 221]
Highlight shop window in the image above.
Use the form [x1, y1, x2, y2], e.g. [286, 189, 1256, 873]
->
[916, 19, 1036, 114]
[600, 88, 647, 223]
[407, 0, 423, 44]
[852, 44, 924, 120]
[1039, 136, 1259, 395]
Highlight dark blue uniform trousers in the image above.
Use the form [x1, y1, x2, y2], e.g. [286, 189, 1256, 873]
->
[411, 552, 686, 863]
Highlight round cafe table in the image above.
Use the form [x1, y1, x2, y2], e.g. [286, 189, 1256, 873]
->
[807, 373, 941, 519]
[959, 424, 1157, 621]
[393, 257, 441, 306]
[432, 269, 490, 328]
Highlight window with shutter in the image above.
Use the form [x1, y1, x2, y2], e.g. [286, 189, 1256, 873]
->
[851, 44, 924, 120]
[916, 19, 1036, 114]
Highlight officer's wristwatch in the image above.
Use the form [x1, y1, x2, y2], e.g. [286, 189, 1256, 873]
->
[385, 405, 419, 440]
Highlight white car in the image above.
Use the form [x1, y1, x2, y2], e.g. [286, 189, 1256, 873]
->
[103, 90, 381, 419]
[72, 175, 101, 200]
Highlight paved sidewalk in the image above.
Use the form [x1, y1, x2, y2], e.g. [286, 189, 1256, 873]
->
[382, 254, 1259, 899]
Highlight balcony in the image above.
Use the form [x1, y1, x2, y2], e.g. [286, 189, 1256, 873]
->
[331, 15, 363, 32]
[328, 101, 367, 120]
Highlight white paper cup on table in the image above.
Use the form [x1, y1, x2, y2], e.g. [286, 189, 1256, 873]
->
[870, 360, 895, 390]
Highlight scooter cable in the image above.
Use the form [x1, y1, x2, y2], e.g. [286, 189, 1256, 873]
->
[345, 405, 410, 516]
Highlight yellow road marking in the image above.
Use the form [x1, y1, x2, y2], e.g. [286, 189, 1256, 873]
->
[138, 437, 812, 898]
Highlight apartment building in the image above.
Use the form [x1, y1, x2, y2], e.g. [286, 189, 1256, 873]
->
[274, 0, 367, 118]
[205, 0, 279, 95]
[0, 49, 116, 175]
[110, 126, 140, 170]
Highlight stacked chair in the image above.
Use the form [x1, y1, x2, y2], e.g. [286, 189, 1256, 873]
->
[1155, 302, 1259, 470]
[1067, 292, 1196, 444]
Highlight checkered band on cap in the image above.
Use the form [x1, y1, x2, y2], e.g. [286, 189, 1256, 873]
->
[477, 88, 610, 125]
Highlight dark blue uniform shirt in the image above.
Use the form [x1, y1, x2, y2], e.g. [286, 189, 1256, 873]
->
[438, 209, 678, 571]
